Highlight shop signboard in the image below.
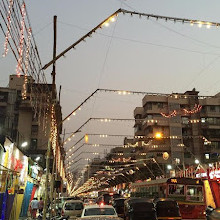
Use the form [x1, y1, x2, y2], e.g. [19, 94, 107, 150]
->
[0, 138, 28, 192]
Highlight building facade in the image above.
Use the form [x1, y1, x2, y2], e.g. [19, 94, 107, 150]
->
[133, 89, 220, 166]
[0, 75, 62, 167]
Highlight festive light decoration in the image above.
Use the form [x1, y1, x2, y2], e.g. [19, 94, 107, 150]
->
[85, 134, 89, 143]
[112, 157, 131, 163]
[62, 88, 210, 126]
[161, 104, 202, 118]
[16, 2, 26, 77]
[161, 110, 177, 118]
[50, 104, 57, 155]
[155, 132, 163, 139]
[63, 117, 138, 146]
[183, 104, 202, 114]
[2, 0, 13, 57]
[163, 152, 169, 160]
[22, 28, 32, 100]
[43, 8, 220, 71]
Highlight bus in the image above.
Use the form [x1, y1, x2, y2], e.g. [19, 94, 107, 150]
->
[130, 177, 206, 220]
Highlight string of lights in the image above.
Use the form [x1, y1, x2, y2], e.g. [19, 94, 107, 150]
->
[42, 8, 220, 70]
[66, 133, 133, 159]
[0, 0, 66, 182]
[62, 88, 214, 125]
[2, 0, 13, 57]
[63, 117, 136, 146]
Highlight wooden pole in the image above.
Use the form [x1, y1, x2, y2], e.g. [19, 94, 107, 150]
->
[43, 15, 57, 220]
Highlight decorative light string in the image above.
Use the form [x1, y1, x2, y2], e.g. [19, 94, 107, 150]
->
[183, 104, 202, 114]
[161, 110, 177, 118]
[50, 104, 57, 155]
[161, 104, 202, 118]
[43, 8, 220, 71]
[22, 27, 32, 99]
[62, 88, 213, 124]
[2, 0, 13, 57]
[16, 2, 26, 77]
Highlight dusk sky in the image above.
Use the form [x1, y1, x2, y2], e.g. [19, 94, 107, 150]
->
[1, 0, 220, 170]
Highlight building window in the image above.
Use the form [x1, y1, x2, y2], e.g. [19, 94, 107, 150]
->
[205, 154, 210, 160]
[184, 152, 191, 158]
[206, 117, 220, 125]
[201, 118, 206, 123]
[146, 103, 152, 110]
[31, 125, 38, 135]
[211, 142, 220, 149]
[182, 117, 189, 125]
[157, 103, 163, 109]
[31, 138, 37, 150]
[175, 158, 180, 164]
[134, 125, 142, 133]
[145, 126, 153, 135]
[210, 106, 216, 112]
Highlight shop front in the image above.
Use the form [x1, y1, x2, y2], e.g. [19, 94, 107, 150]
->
[0, 137, 28, 220]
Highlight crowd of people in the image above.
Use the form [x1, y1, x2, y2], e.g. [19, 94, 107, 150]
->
[29, 197, 44, 219]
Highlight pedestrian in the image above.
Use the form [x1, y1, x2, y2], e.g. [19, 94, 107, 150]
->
[30, 197, 39, 219]
[38, 197, 44, 214]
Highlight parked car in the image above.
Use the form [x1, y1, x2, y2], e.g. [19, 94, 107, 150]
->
[124, 198, 157, 220]
[80, 204, 118, 218]
[112, 198, 126, 218]
[61, 200, 84, 219]
[206, 207, 220, 220]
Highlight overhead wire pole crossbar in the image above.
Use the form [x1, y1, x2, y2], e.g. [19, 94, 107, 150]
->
[62, 88, 215, 125]
[42, 8, 220, 71]
[63, 117, 137, 147]
[66, 133, 133, 159]
[42, 9, 122, 70]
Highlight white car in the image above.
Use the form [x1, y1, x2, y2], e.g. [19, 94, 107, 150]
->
[80, 204, 118, 218]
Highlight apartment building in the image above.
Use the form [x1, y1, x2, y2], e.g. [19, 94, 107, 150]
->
[0, 75, 62, 166]
[133, 89, 220, 166]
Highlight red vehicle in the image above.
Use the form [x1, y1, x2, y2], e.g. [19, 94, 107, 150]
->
[131, 177, 206, 220]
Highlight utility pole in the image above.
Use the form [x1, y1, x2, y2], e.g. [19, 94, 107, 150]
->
[43, 15, 57, 220]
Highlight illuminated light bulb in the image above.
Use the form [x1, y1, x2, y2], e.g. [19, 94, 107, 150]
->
[110, 17, 116, 22]
[123, 91, 127, 95]
[104, 119, 108, 122]
[64, 142, 67, 145]
[67, 117, 70, 121]
[206, 24, 211, 29]
[155, 132, 163, 139]
[72, 112, 76, 116]
[190, 21, 194, 26]
[104, 22, 109, 27]
[118, 91, 122, 95]
[198, 22, 202, 28]
[68, 138, 71, 141]
[78, 107, 81, 110]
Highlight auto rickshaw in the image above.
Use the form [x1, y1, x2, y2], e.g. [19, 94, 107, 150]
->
[124, 198, 157, 220]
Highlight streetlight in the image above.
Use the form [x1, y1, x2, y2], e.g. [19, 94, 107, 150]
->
[21, 141, 28, 147]
[167, 165, 172, 170]
[35, 156, 40, 161]
[195, 159, 200, 164]
[155, 132, 163, 139]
